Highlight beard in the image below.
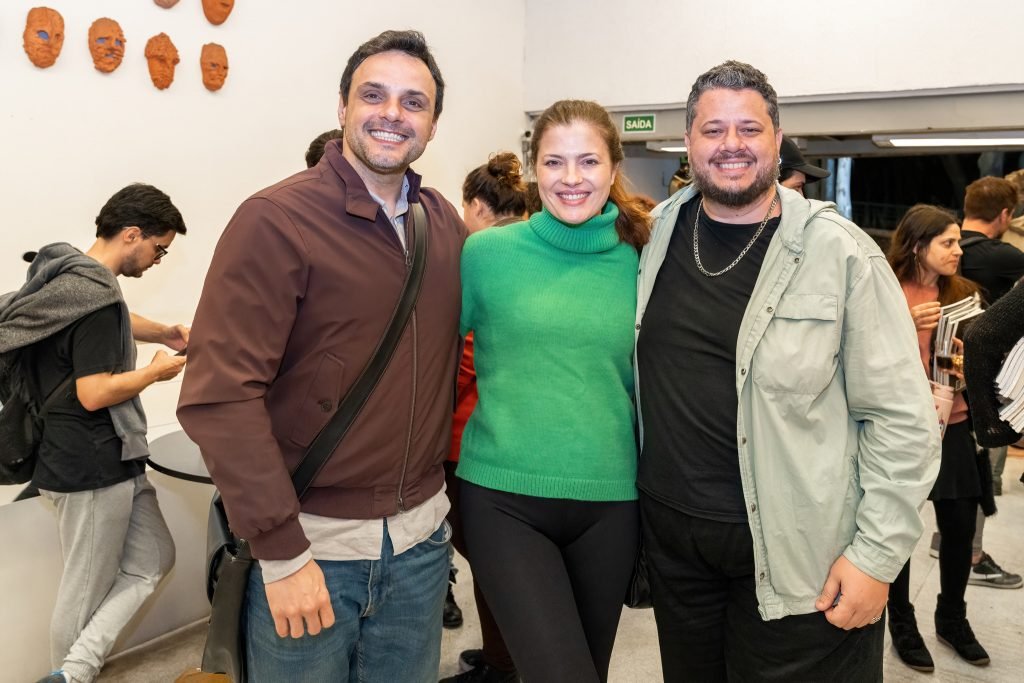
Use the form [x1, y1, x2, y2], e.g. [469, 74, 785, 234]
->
[691, 152, 779, 209]
[344, 120, 425, 176]
[120, 252, 147, 278]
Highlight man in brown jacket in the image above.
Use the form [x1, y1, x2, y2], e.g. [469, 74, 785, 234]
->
[177, 30, 466, 682]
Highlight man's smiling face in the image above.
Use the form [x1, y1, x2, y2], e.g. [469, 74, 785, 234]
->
[339, 50, 438, 179]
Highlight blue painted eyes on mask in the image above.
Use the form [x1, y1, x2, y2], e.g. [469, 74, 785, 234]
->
[97, 37, 106, 44]
[37, 30, 50, 40]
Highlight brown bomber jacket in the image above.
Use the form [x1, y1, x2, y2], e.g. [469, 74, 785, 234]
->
[177, 141, 466, 560]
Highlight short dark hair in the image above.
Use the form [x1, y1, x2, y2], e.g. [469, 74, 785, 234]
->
[686, 60, 779, 132]
[95, 184, 186, 239]
[964, 176, 1018, 221]
[305, 128, 344, 168]
[339, 30, 445, 119]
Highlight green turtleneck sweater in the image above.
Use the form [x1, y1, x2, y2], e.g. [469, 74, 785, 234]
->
[457, 202, 639, 501]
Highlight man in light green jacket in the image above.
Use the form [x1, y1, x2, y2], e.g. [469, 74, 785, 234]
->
[634, 60, 940, 681]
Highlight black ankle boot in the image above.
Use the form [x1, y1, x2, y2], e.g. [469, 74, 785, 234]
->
[935, 596, 990, 666]
[443, 569, 463, 629]
[887, 604, 934, 672]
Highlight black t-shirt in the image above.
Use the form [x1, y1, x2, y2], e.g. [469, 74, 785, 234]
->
[23, 304, 145, 492]
[637, 196, 779, 523]
[960, 230, 1024, 304]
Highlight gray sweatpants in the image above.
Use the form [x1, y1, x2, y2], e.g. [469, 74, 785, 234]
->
[41, 474, 175, 683]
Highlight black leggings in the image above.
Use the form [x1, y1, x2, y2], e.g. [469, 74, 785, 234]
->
[891, 497, 978, 609]
[460, 480, 639, 683]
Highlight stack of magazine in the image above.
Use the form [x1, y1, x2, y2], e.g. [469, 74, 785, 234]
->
[932, 294, 983, 386]
[995, 337, 1024, 431]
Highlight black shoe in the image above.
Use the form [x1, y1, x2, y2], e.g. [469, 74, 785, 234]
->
[935, 597, 990, 666]
[443, 582, 463, 629]
[969, 552, 1023, 589]
[887, 604, 934, 672]
[440, 663, 518, 683]
[458, 649, 485, 672]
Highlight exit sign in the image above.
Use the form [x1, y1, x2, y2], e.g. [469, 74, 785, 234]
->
[623, 114, 656, 133]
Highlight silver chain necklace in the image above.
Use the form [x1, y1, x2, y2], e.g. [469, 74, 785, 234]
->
[693, 192, 779, 277]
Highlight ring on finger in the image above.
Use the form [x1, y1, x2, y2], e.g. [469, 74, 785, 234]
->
[869, 614, 881, 624]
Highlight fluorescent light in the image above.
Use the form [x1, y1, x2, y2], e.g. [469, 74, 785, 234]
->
[873, 132, 1024, 148]
[645, 141, 686, 153]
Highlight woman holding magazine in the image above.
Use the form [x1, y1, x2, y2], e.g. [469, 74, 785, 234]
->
[886, 204, 991, 672]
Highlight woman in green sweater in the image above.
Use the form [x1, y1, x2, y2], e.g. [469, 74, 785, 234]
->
[458, 100, 650, 683]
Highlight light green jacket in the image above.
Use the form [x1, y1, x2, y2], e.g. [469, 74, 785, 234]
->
[635, 184, 941, 620]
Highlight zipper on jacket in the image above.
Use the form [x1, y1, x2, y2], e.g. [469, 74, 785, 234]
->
[396, 311, 417, 512]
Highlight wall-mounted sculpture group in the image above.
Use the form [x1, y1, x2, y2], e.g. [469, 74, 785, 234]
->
[20, 5, 232, 92]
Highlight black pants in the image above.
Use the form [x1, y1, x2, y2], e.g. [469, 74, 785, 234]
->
[641, 493, 884, 682]
[891, 497, 978, 610]
[460, 480, 639, 683]
[444, 462, 515, 671]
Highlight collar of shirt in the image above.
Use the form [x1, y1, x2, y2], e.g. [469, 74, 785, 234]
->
[368, 176, 411, 249]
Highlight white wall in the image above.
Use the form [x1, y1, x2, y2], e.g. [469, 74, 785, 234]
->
[524, 0, 1024, 111]
[0, 0, 527, 325]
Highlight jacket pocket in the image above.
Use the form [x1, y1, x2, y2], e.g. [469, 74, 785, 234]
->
[288, 353, 345, 447]
[753, 294, 839, 395]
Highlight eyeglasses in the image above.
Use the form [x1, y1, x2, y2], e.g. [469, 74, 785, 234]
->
[154, 243, 169, 259]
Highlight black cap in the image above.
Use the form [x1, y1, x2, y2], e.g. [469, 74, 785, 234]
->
[779, 136, 829, 182]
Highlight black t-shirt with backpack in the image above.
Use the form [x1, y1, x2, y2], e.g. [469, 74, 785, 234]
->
[22, 304, 144, 492]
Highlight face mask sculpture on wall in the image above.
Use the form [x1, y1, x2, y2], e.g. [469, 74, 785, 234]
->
[23, 7, 65, 68]
[202, 0, 235, 25]
[88, 18, 126, 73]
[200, 43, 229, 92]
[154, 0, 180, 7]
[145, 33, 180, 90]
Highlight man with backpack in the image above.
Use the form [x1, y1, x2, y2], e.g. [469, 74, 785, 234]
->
[0, 183, 189, 683]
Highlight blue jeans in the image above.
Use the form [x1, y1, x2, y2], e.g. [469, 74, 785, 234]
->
[244, 519, 451, 683]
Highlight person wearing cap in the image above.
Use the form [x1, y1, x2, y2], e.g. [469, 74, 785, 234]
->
[779, 136, 830, 196]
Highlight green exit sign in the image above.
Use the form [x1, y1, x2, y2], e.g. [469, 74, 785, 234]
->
[623, 114, 656, 133]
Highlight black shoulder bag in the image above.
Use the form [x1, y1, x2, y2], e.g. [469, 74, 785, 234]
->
[200, 203, 429, 682]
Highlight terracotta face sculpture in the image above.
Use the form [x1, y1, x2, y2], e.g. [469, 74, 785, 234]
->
[202, 0, 235, 25]
[23, 7, 65, 68]
[145, 33, 180, 90]
[88, 18, 126, 73]
[153, 0, 180, 7]
[200, 43, 229, 92]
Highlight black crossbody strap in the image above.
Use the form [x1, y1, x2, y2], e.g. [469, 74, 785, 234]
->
[290, 202, 429, 499]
